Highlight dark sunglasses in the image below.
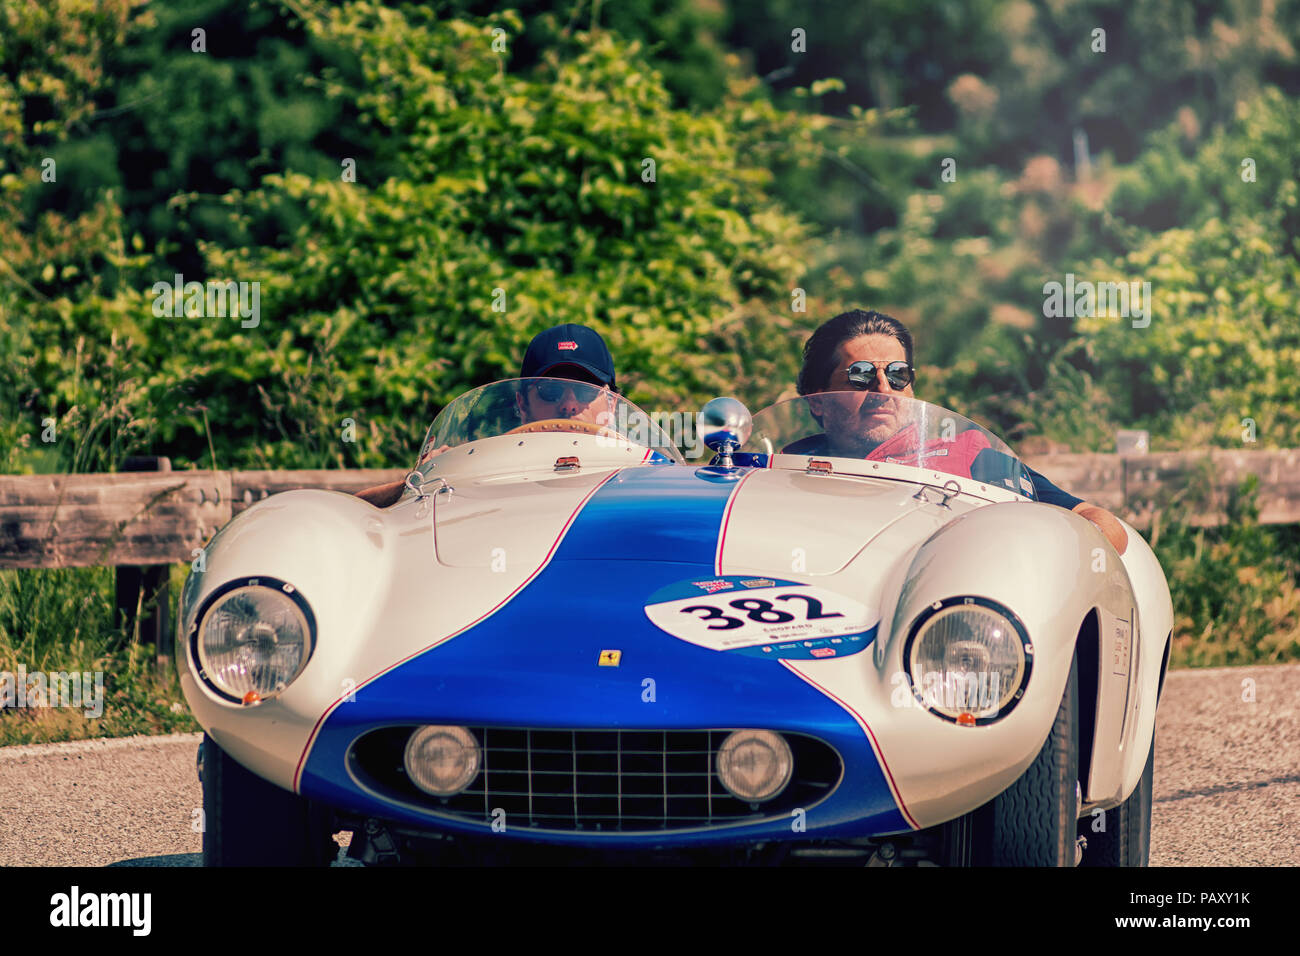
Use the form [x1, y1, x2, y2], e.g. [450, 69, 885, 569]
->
[846, 360, 914, 391]
[533, 380, 604, 404]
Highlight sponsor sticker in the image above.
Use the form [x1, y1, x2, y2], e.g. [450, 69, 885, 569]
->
[1111, 614, 1132, 678]
[690, 579, 734, 594]
[644, 576, 877, 660]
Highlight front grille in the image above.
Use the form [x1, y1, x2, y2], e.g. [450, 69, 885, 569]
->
[350, 727, 841, 833]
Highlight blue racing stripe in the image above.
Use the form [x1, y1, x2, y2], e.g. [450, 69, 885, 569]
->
[554, 466, 735, 564]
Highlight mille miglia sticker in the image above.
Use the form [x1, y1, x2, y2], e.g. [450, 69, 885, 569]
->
[644, 576, 877, 660]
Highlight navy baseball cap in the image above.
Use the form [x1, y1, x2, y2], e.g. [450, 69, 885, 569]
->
[519, 323, 616, 388]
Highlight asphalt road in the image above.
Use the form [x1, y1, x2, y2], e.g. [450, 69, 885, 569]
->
[0, 662, 1296, 866]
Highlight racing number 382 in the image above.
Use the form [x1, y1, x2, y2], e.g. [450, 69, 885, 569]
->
[680, 594, 845, 630]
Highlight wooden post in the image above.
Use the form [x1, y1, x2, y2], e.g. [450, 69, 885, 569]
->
[114, 456, 173, 666]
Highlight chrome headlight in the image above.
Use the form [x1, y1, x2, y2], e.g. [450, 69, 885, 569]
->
[904, 597, 1032, 725]
[716, 730, 793, 802]
[193, 578, 315, 704]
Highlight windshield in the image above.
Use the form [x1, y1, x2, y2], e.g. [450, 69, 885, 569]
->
[742, 392, 1037, 499]
[417, 378, 684, 465]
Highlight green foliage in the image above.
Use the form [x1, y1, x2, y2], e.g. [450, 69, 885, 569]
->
[724, 0, 1007, 125]
[437, 0, 732, 109]
[1073, 213, 1300, 448]
[1150, 477, 1300, 667]
[0, 0, 157, 475]
[166, 1, 842, 467]
[1069, 90, 1300, 449]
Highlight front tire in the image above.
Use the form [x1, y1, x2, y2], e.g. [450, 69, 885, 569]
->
[1078, 737, 1154, 867]
[200, 733, 333, 866]
[942, 650, 1080, 866]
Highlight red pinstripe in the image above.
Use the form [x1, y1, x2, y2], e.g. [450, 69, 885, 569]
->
[779, 658, 920, 830]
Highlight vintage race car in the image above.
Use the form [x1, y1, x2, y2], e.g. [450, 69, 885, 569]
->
[178, 379, 1173, 866]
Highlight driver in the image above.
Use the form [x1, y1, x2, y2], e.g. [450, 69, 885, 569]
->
[793, 310, 1129, 555]
[513, 322, 619, 425]
[354, 323, 618, 507]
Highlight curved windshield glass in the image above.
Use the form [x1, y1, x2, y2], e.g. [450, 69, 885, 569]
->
[742, 392, 1037, 499]
[417, 378, 684, 465]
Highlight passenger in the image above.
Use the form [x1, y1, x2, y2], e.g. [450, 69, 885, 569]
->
[794, 310, 1128, 555]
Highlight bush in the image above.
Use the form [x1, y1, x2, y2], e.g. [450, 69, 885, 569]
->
[1150, 477, 1300, 667]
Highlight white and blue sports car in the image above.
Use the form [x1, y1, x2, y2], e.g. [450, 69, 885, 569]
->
[179, 379, 1173, 866]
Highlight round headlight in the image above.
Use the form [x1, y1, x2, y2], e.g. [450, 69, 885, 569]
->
[404, 725, 481, 797]
[196, 583, 313, 703]
[716, 730, 793, 803]
[906, 597, 1031, 723]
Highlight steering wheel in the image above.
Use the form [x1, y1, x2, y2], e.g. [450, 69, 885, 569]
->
[504, 417, 620, 438]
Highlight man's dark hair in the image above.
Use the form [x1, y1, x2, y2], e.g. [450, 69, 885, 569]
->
[796, 309, 915, 395]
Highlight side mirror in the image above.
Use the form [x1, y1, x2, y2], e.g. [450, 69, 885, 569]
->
[699, 397, 752, 467]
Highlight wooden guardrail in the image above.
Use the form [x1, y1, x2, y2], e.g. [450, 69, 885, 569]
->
[2, 452, 1297, 572]
[1, 452, 1297, 572]
[1019, 450, 1300, 528]
[0, 466, 403, 570]
[0, 462, 402, 663]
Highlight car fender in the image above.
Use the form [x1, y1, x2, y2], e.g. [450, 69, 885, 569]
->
[862, 501, 1137, 827]
[177, 489, 397, 789]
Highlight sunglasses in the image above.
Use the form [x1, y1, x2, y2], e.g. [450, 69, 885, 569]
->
[846, 360, 914, 391]
[533, 380, 605, 404]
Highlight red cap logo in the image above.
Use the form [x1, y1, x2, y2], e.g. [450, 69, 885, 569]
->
[557, 341, 578, 351]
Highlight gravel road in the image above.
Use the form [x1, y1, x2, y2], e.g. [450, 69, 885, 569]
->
[1, 662, 1295, 866]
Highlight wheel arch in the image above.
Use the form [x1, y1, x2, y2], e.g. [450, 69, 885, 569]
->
[1073, 607, 1101, 805]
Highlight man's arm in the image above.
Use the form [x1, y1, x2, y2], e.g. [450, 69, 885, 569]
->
[1022, 464, 1128, 555]
[1070, 501, 1129, 555]
[355, 479, 405, 508]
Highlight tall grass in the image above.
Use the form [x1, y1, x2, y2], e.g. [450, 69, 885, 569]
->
[0, 564, 198, 745]
[0, 335, 198, 744]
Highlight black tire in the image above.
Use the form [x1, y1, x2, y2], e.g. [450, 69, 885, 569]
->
[201, 733, 333, 866]
[1078, 737, 1154, 867]
[941, 649, 1080, 866]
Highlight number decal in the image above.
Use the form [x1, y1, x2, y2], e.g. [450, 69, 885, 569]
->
[727, 598, 796, 623]
[775, 593, 844, 620]
[680, 605, 744, 630]
[648, 578, 877, 659]
[683, 596, 846, 627]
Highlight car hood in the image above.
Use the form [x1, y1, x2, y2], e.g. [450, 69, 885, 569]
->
[430, 464, 940, 576]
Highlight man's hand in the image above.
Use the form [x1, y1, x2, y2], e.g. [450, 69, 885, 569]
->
[355, 446, 450, 510]
[1072, 501, 1128, 555]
